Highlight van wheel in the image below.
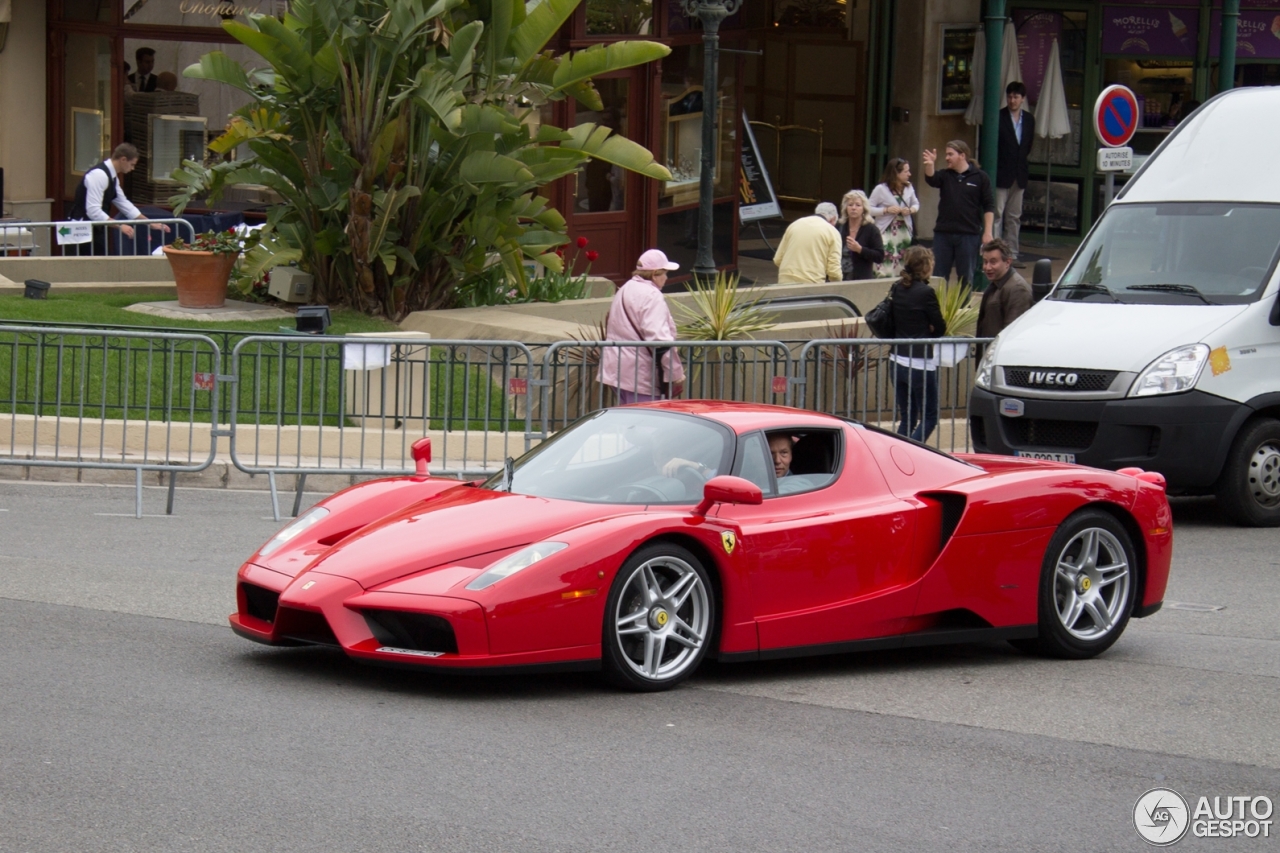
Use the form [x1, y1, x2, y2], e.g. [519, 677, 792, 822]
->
[1215, 418, 1280, 528]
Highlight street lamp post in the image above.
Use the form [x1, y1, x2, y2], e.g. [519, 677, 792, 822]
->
[682, 0, 742, 278]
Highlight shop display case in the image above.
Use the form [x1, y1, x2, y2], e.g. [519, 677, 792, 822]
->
[661, 85, 704, 208]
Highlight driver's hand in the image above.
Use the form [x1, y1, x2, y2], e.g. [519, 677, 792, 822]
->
[662, 457, 697, 478]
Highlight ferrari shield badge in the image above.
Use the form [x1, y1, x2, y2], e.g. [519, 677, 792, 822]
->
[721, 531, 736, 555]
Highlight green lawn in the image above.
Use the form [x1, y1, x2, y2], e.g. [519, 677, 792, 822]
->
[0, 292, 397, 335]
[0, 294, 517, 430]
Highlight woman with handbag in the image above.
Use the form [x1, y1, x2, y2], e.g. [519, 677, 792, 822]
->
[599, 249, 686, 403]
[868, 158, 921, 277]
[888, 245, 946, 442]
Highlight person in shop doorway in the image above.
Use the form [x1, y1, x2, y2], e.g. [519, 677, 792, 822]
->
[923, 140, 994, 287]
[128, 47, 158, 93]
[976, 239, 1032, 340]
[996, 81, 1035, 267]
[773, 202, 842, 284]
[68, 143, 170, 256]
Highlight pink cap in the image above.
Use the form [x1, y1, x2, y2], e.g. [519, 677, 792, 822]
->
[636, 249, 679, 271]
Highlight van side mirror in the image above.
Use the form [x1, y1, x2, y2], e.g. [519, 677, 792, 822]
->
[1031, 259, 1054, 303]
[1271, 290, 1280, 326]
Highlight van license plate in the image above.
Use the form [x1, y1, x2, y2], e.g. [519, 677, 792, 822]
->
[1016, 451, 1076, 463]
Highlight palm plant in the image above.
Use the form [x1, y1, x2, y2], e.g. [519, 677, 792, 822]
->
[169, 0, 671, 320]
[936, 278, 980, 336]
[674, 272, 776, 341]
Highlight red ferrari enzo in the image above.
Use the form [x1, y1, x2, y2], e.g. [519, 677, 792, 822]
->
[231, 402, 1172, 691]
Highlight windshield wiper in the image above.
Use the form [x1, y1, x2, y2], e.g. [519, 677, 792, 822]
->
[1053, 283, 1118, 302]
[1126, 283, 1212, 304]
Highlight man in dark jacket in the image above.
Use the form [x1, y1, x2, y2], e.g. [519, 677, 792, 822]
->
[923, 139, 994, 288]
[976, 239, 1033, 337]
[996, 81, 1035, 266]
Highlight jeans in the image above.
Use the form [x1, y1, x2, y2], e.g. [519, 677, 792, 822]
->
[995, 183, 1025, 257]
[931, 231, 982, 286]
[893, 362, 940, 443]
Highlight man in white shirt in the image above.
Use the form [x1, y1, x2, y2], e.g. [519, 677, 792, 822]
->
[68, 143, 169, 255]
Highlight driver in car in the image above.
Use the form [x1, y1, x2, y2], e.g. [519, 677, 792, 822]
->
[768, 433, 793, 478]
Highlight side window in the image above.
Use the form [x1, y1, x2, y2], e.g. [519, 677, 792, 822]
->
[776, 429, 841, 496]
[735, 432, 775, 495]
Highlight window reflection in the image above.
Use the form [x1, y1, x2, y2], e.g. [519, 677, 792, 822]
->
[585, 0, 654, 36]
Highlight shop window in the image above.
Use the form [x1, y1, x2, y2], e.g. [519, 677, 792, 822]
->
[585, 0, 654, 36]
[574, 77, 630, 213]
[63, 1, 112, 21]
[666, 0, 746, 33]
[121, 0, 290, 26]
[1013, 8, 1086, 169]
[658, 44, 735, 209]
[64, 34, 113, 198]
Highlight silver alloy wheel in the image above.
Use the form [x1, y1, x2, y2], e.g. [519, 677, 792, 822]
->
[1248, 441, 1280, 507]
[613, 555, 710, 681]
[1053, 527, 1131, 641]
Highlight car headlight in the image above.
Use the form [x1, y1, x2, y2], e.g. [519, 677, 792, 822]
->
[465, 541, 568, 591]
[258, 506, 330, 557]
[974, 337, 999, 389]
[1128, 344, 1209, 397]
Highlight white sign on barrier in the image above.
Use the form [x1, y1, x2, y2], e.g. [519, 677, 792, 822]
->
[55, 222, 93, 245]
[1097, 146, 1133, 172]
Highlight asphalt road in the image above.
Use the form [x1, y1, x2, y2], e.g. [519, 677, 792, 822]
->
[1, 481, 1277, 852]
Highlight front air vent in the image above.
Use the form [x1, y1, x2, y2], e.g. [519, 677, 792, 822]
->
[362, 610, 458, 655]
[241, 583, 280, 624]
[274, 607, 340, 646]
[1003, 418, 1097, 450]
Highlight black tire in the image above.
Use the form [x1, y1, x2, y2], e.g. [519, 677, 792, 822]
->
[601, 542, 715, 692]
[1215, 418, 1280, 528]
[1015, 509, 1137, 659]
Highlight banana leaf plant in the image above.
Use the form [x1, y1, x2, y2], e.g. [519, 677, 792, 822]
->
[169, 0, 672, 320]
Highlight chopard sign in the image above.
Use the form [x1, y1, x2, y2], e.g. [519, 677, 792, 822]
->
[1026, 371, 1079, 386]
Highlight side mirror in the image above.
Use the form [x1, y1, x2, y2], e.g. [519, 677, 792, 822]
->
[411, 437, 431, 477]
[694, 475, 763, 516]
[1031, 258, 1054, 303]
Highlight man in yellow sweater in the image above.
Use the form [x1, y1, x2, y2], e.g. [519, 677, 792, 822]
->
[772, 202, 843, 284]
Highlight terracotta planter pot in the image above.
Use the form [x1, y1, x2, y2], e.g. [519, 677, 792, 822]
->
[163, 246, 237, 308]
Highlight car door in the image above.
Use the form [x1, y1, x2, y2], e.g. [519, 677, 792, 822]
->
[715, 427, 922, 653]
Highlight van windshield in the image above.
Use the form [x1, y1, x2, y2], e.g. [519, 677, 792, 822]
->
[1055, 203, 1280, 305]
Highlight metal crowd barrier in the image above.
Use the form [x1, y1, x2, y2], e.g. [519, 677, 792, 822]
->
[0, 322, 993, 517]
[539, 339, 793, 433]
[0, 218, 197, 257]
[228, 336, 535, 519]
[795, 337, 993, 454]
[0, 325, 223, 516]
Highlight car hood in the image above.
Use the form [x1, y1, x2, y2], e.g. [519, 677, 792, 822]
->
[998, 300, 1246, 371]
[306, 486, 619, 590]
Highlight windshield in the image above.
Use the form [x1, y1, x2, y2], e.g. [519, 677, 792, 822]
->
[1056, 202, 1280, 305]
[483, 409, 733, 505]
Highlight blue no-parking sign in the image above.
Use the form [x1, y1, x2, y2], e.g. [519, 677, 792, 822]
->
[1094, 84, 1140, 148]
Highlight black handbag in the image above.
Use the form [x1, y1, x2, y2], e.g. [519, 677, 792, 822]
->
[865, 289, 895, 338]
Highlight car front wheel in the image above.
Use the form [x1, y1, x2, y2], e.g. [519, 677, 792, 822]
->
[1019, 509, 1137, 659]
[602, 543, 714, 691]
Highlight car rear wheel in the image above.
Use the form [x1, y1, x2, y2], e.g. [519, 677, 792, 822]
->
[1017, 509, 1136, 659]
[1215, 418, 1280, 528]
[602, 543, 714, 692]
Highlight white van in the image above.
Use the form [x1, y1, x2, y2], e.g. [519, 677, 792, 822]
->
[969, 87, 1280, 526]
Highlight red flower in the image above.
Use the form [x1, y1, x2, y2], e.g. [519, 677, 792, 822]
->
[585, 250, 599, 262]
[576, 236, 589, 249]
[555, 247, 564, 256]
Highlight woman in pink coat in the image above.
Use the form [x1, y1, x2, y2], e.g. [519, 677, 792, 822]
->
[598, 249, 686, 403]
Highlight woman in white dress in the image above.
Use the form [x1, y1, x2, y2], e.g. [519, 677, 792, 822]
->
[867, 158, 921, 278]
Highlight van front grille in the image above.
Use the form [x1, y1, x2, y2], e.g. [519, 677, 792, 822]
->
[1004, 367, 1118, 393]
